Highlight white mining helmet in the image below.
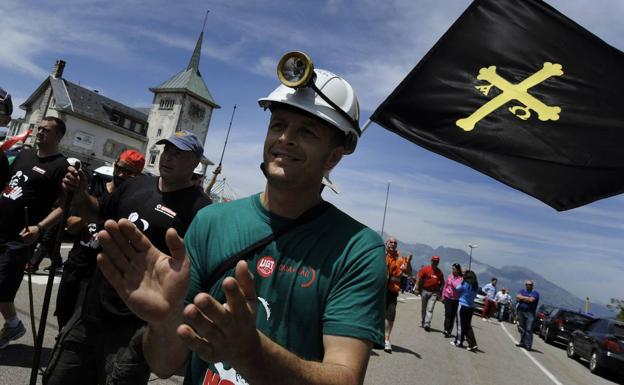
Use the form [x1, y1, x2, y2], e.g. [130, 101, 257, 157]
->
[258, 51, 361, 154]
[193, 162, 206, 176]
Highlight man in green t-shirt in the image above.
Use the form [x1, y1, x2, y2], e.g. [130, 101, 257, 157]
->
[96, 53, 386, 385]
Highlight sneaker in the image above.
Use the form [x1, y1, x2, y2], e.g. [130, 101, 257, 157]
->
[0, 321, 27, 349]
[450, 340, 462, 348]
[466, 345, 478, 352]
[443, 331, 450, 338]
[424, 325, 430, 332]
[384, 340, 392, 353]
[482, 317, 487, 321]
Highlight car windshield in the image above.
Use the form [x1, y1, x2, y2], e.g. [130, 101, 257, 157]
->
[542, 305, 555, 314]
[562, 312, 592, 324]
[613, 323, 624, 339]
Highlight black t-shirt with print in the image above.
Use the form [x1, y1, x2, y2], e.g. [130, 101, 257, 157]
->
[65, 176, 111, 268]
[0, 151, 9, 189]
[84, 175, 211, 320]
[0, 149, 67, 239]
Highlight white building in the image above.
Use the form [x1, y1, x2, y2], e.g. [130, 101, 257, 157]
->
[16, 31, 219, 172]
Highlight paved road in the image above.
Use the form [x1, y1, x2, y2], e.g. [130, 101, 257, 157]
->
[2, 249, 622, 385]
[366, 295, 623, 385]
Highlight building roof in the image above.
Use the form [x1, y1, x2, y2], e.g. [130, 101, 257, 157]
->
[149, 32, 220, 108]
[21, 77, 148, 125]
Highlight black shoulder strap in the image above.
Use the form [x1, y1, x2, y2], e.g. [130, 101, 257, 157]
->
[204, 200, 331, 290]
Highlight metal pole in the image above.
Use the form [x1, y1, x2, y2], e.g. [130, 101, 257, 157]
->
[380, 180, 391, 236]
[361, 119, 373, 134]
[29, 162, 81, 385]
[218, 105, 237, 166]
[467, 244, 478, 271]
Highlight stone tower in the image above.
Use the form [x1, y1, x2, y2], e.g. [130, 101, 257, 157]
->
[144, 30, 220, 173]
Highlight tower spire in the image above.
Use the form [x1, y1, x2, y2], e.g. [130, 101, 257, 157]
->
[187, 10, 209, 71]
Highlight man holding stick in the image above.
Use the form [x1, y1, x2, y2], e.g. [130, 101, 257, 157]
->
[0, 117, 67, 349]
[46, 131, 210, 385]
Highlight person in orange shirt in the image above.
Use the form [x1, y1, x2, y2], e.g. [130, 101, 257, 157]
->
[384, 236, 408, 352]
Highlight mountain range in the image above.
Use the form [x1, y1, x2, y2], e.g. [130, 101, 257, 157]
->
[396, 239, 612, 318]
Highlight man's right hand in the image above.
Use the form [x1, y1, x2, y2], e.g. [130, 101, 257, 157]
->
[97, 219, 190, 323]
[62, 165, 88, 194]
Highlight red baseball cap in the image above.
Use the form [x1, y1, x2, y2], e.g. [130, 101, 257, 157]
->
[431, 255, 440, 262]
[118, 149, 145, 173]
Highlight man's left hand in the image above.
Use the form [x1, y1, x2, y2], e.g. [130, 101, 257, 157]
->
[19, 225, 40, 245]
[177, 260, 261, 369]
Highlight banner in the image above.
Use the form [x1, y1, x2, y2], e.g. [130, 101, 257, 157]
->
[371, 0, 624, 211]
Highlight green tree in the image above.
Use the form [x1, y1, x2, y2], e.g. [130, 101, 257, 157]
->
[607, 298, 624, 320]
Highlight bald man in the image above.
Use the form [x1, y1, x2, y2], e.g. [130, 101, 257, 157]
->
[384, 236, 408, 352]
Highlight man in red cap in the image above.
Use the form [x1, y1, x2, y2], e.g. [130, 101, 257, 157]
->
[55, 149, 145, 329]
[416, 255, 444, 331]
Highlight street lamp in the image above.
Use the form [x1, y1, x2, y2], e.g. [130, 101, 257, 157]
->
[467, 243, 478, 271]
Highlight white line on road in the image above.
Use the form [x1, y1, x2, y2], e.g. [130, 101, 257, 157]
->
[500, 323, 564, 385]
[23, 275, 61, 285]
[398, 297, 421, 302]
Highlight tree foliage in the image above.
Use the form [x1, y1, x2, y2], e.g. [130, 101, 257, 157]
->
[607, 298, 624, 320]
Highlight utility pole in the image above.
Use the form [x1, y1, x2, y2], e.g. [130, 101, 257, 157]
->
[468, 243, 478, 270]
[380, 180, 391, 237]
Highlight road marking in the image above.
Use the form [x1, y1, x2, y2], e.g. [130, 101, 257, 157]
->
[500, 323, 564, 385]
[23, 275, 61, 285]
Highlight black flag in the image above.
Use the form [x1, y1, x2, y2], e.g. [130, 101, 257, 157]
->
[370, 0, 624, 211]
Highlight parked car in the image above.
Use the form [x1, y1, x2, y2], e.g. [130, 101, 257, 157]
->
[534, 304, 556, 332]
[473, 292, 486, 315]
[567, 318, 624, 376]
[540, 307, 593, 344]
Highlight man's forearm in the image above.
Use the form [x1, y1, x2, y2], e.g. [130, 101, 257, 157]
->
[143, 309, 189, 378]
[71, 191, 101, 222]
[38, 207, 63, 229]
[237, 333, 369, 385]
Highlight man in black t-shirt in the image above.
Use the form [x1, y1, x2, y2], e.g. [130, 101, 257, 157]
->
[0, 116, 67, 350]
[45, 131, 211, 385]
[55, 150, 146, 329]
[0, 151, 8, 189]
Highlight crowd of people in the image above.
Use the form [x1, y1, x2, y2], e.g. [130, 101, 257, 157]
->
[0, 54, 543, 385]
[383, 236, 541, 354]
[0, 57, 390, 385]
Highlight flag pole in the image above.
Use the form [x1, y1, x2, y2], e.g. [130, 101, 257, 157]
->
[361, 119, 372, 134]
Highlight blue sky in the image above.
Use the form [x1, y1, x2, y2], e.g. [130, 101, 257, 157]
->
[2, 0, 623, 305]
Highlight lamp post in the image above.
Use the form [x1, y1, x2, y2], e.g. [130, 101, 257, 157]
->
[467, 243, 478, 271]
[380, 180, 391, 237]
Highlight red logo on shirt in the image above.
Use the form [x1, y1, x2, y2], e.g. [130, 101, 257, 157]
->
[256, 256, 275, 278]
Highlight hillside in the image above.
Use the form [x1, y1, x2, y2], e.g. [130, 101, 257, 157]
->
[395, 240, 611, 317]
